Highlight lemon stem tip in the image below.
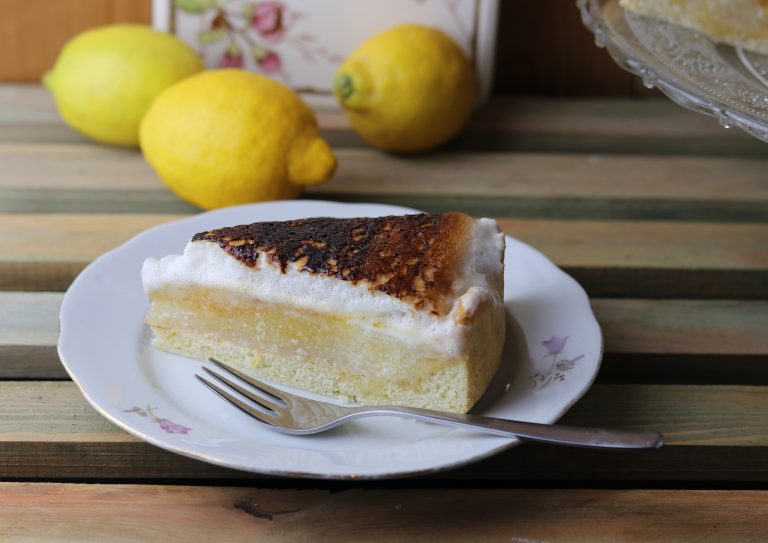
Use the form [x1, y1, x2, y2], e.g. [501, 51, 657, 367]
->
[334, 73, 354, 99]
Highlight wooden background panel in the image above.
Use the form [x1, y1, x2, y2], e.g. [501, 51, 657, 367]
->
[0, 0, 152, 83]
[0, 0, 650, 96]
[493, 0, 654, 96]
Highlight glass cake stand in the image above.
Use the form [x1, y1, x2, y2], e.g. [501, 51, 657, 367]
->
[578, 0, 768, 143]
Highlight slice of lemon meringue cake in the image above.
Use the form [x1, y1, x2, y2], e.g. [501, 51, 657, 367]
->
[141, 212, 505, 413]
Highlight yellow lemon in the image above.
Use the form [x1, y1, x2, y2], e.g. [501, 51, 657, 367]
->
[334, 25, 476, 153]
[44, 24, 202, 147]
[140, 69, 336, 210]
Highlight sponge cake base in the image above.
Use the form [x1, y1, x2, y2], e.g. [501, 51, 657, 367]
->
[146, 284, 503, 413]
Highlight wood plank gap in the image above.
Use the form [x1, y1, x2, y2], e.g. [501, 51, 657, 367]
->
[1, 442, 767, 483]
[597, 354, 768, 385]
[570, 267, 768, 299]
[3, 477, 768, 491]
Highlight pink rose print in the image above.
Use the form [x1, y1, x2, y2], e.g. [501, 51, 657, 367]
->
[257, 51, 281, 72]
[184, 2, 341, 76]
[219, 50, 244, 68]
[251, 2, 284, 42]
[159, 419, 192, 434]
[542, 335, 569, 356]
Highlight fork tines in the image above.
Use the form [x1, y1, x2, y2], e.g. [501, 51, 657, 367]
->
[195, 357, 289, 427]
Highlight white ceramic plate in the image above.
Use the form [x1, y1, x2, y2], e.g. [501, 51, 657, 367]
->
[58, 201, 602, 479]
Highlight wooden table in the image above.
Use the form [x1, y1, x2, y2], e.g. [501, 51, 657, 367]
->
[1, 84, 767, 541]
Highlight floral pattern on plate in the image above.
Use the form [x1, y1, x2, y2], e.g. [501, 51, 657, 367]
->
[530, 335, 585, 389]
[124, 405, 192, 434]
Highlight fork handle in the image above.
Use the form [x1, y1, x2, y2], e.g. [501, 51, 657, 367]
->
[351, 407, 663, 449]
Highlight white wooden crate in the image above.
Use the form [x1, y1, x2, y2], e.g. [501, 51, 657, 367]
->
[153, 0, 499, 107]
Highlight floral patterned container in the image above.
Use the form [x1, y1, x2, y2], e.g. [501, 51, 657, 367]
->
[152, 0, 499, 107]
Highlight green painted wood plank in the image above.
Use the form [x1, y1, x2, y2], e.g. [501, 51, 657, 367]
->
[7, 146, 768, 202]
[314, 193, 768, 223]
[0, 382, 765, 481]
[3, 293, 767, 381]
[0, 188, 198, 214]
[2, 85, 765, 155]
[2, 215, 767, 298]
[3, 141, 767, 219]
[0, 292, 63, 379]
[4, 189, 768, 222]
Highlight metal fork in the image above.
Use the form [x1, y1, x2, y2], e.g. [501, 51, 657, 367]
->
[196, 358, 664, 449]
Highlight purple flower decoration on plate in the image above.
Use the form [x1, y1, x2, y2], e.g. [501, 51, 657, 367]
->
[530, 336, 582, 389]
[543, 335, 569, 356]
[159, 419, 192, 434]
[125, 405, 191, 435]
